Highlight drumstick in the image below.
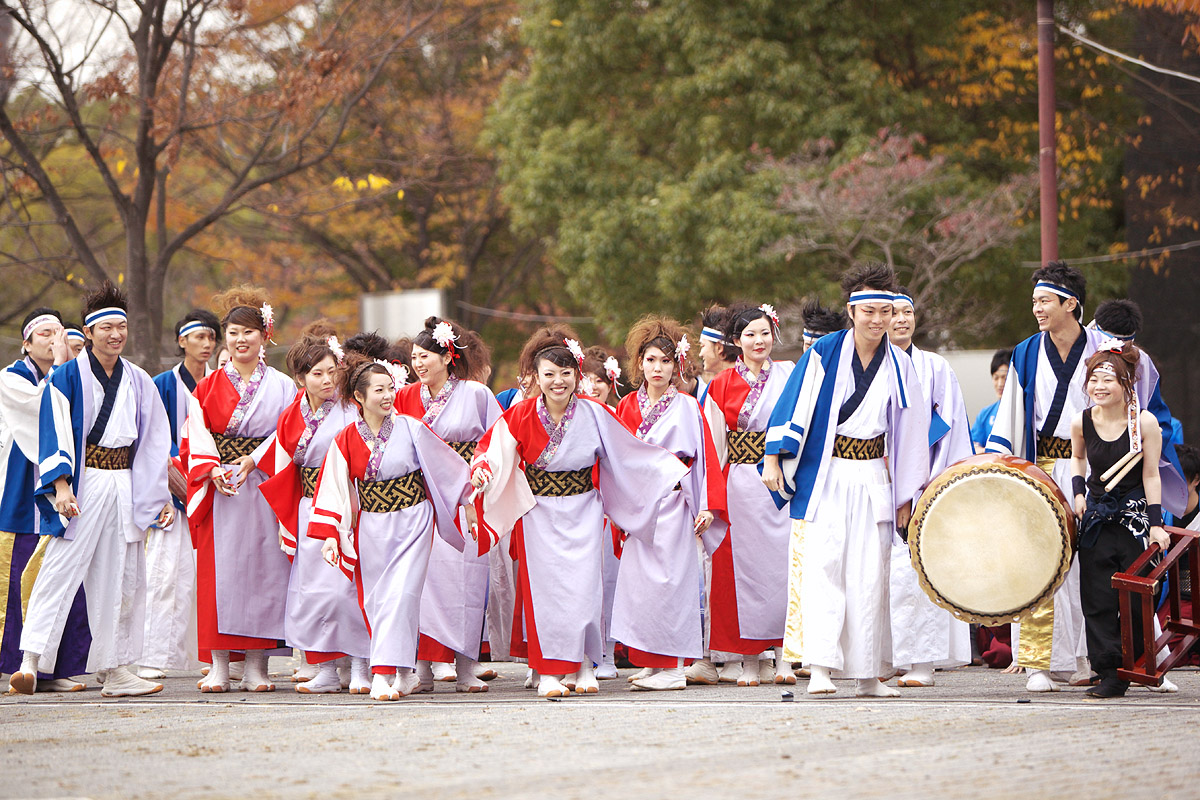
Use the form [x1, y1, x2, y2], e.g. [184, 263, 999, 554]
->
[1100, 448, 1138, 483]
[1104, 452, 1143, 493]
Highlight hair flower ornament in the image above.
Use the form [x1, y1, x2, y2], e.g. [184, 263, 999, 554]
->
[376, 358, 409, 389]
[565, 338, 585, 367]
[759, 303, 779, 329]
[603, 356, 621, 383]
[579, 374, 596, 397]
[1098, 337, 1125, 354]
[676, 334, 690, 366]
[432, 321, 461, 361]
[260, 303, 276, 343]
[327, 335, 345, 364]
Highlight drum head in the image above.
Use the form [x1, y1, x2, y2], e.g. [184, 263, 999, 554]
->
[910, 456, 1074, 625]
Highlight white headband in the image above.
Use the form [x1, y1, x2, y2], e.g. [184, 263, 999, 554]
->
[22, 314, 60, 341]
[84, 307, 127, 328]
[1034, 281, 1079, 301]
[892, 294, 915, 309]
[848, 290, 896, 306]
[1092, 361, 1118, 377]
[66, 329, 86, 342]
[700, 326, 726, 344]
[178, 320, 215, 339]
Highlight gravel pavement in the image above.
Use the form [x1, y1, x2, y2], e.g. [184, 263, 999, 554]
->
[3, 661, 1199, 799]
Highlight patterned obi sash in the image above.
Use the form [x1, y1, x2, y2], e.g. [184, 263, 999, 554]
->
[85, 444, 132, 470]
[1037, 434, 1072, 461]
[524, 465, 595, 497]
[832, 433, 885, 461]
[214, 434, 267, 464]
[357, 470, 428, 513]
[726, 431, 766, 464]
[300, 466, 321, 499]
[448, 441, 477, 463]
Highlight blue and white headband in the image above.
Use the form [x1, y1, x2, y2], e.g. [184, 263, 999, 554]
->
[178, 320, 216, 339]
[892, 293, 915, 309]
[700, 326, 727, 344]
[847, 290, 896, 306]
[1089, 320, 1135, 342]
[84, 307, 127, 328]
[66, 329, 86, 343]
[802, 329, 821, 346]
[1034, 281, 1079, 302]
[22, 313, 60, 341]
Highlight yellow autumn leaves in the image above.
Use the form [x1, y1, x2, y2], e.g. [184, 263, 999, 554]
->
[331, 174, 403, 200]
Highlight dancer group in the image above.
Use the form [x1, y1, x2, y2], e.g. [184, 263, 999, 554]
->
[0, 259, 1190, 701]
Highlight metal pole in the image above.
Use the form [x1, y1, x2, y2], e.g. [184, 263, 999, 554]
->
[1037, 0, 1059, 263]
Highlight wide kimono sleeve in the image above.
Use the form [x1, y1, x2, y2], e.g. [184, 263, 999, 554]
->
[590, 400, 689, 545]
[985, 344, 1031, 459]
[687, 395, 729, 555]
[700, 385, 730, 472]
[406, 416, 473, 552]
[256, 395, 307, 555]
[180, 389, 221, 532]
[470, 411, 537, 547]
[887, 345, 932, 514]
[307, 427, 359, 581]
[927, 354, 974, 479]
[763, 341, 831, 509]
[0, 363, 46, 464]
[129, 367, 173, 534]
[34, 361, 83, 538]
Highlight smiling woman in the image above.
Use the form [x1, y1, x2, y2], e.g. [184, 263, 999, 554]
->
[180, 286, 298, 695]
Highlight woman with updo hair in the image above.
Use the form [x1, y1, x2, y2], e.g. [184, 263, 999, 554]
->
[307, 352, 473, 701]
[581, 345, 621, 407]
[256, 323, 371, 694]
[1069, 341, 1178, 697]
[695, 302, 796, 687]
[182, 286, 298, 693]
[612, 316, 727, 691]
[393, 317, 502, 693]
[469, 327, 688, 697]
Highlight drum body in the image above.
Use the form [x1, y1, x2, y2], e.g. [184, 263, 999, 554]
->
[907, 454, 1076, 625]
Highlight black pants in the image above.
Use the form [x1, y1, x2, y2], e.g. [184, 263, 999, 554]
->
[1078, 522, 1146, 672]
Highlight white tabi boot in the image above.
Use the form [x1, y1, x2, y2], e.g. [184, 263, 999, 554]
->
[631, 665, 686, 692]
[348, 657, 372, 695]
[773, 647, 796, 685]
[537, 674, 569, 698]
[573, 661, 599, 694]
[199, 650, 231, 693]
[595, 642, 618, 680]
[1025, 669, 1059, 693]
[524, 667, 538, 689]
[899, 663, 935, 687]
[138, 667, 167, 680]
[336, 657, 351, 689]
[855, 678, 900, 698]
[296, 661, 342, 694]
[455, 653, 489, 693]
[239, 650, 275, 692]
[737, 653, 760, 687]
[393, 668, 421, 697]
[414, 660, 435, 693]
[473, 661, 498, 681]
[39, 678, 85, 693]
[9, 652, 40, 695]
[431, 660, 455, 682]
[371, 673, 399, 701]
[291, 660, 319, 682]
[101, 666, 163, 697]
[807, 665, 837, 695]
[627, 667, 655, 683]
[683, 659, 719, 685]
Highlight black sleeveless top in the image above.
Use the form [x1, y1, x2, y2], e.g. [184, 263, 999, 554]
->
[1083, 408, 1142, 499]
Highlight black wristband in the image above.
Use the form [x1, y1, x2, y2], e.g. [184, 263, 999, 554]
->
[1072, 475, 1086, 498]
[1147, 503, 1163, 527]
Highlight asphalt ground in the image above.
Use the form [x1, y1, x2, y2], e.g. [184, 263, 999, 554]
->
[3, 661, 1199, 799]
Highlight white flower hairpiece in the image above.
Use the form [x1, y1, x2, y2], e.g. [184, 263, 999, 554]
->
[565, 338, 584, 366]
[579, 374, 596, 398]
[603, 356, 621, 383]
[327, 335, 345, 364]
[759, 303, 779, 328]
[432, 321, 458, 350]
[375, 358, 409, 389]
[676, 334, 690, 364]
[260, 303, 275, 338]
[1098, 337, 1125, 354]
